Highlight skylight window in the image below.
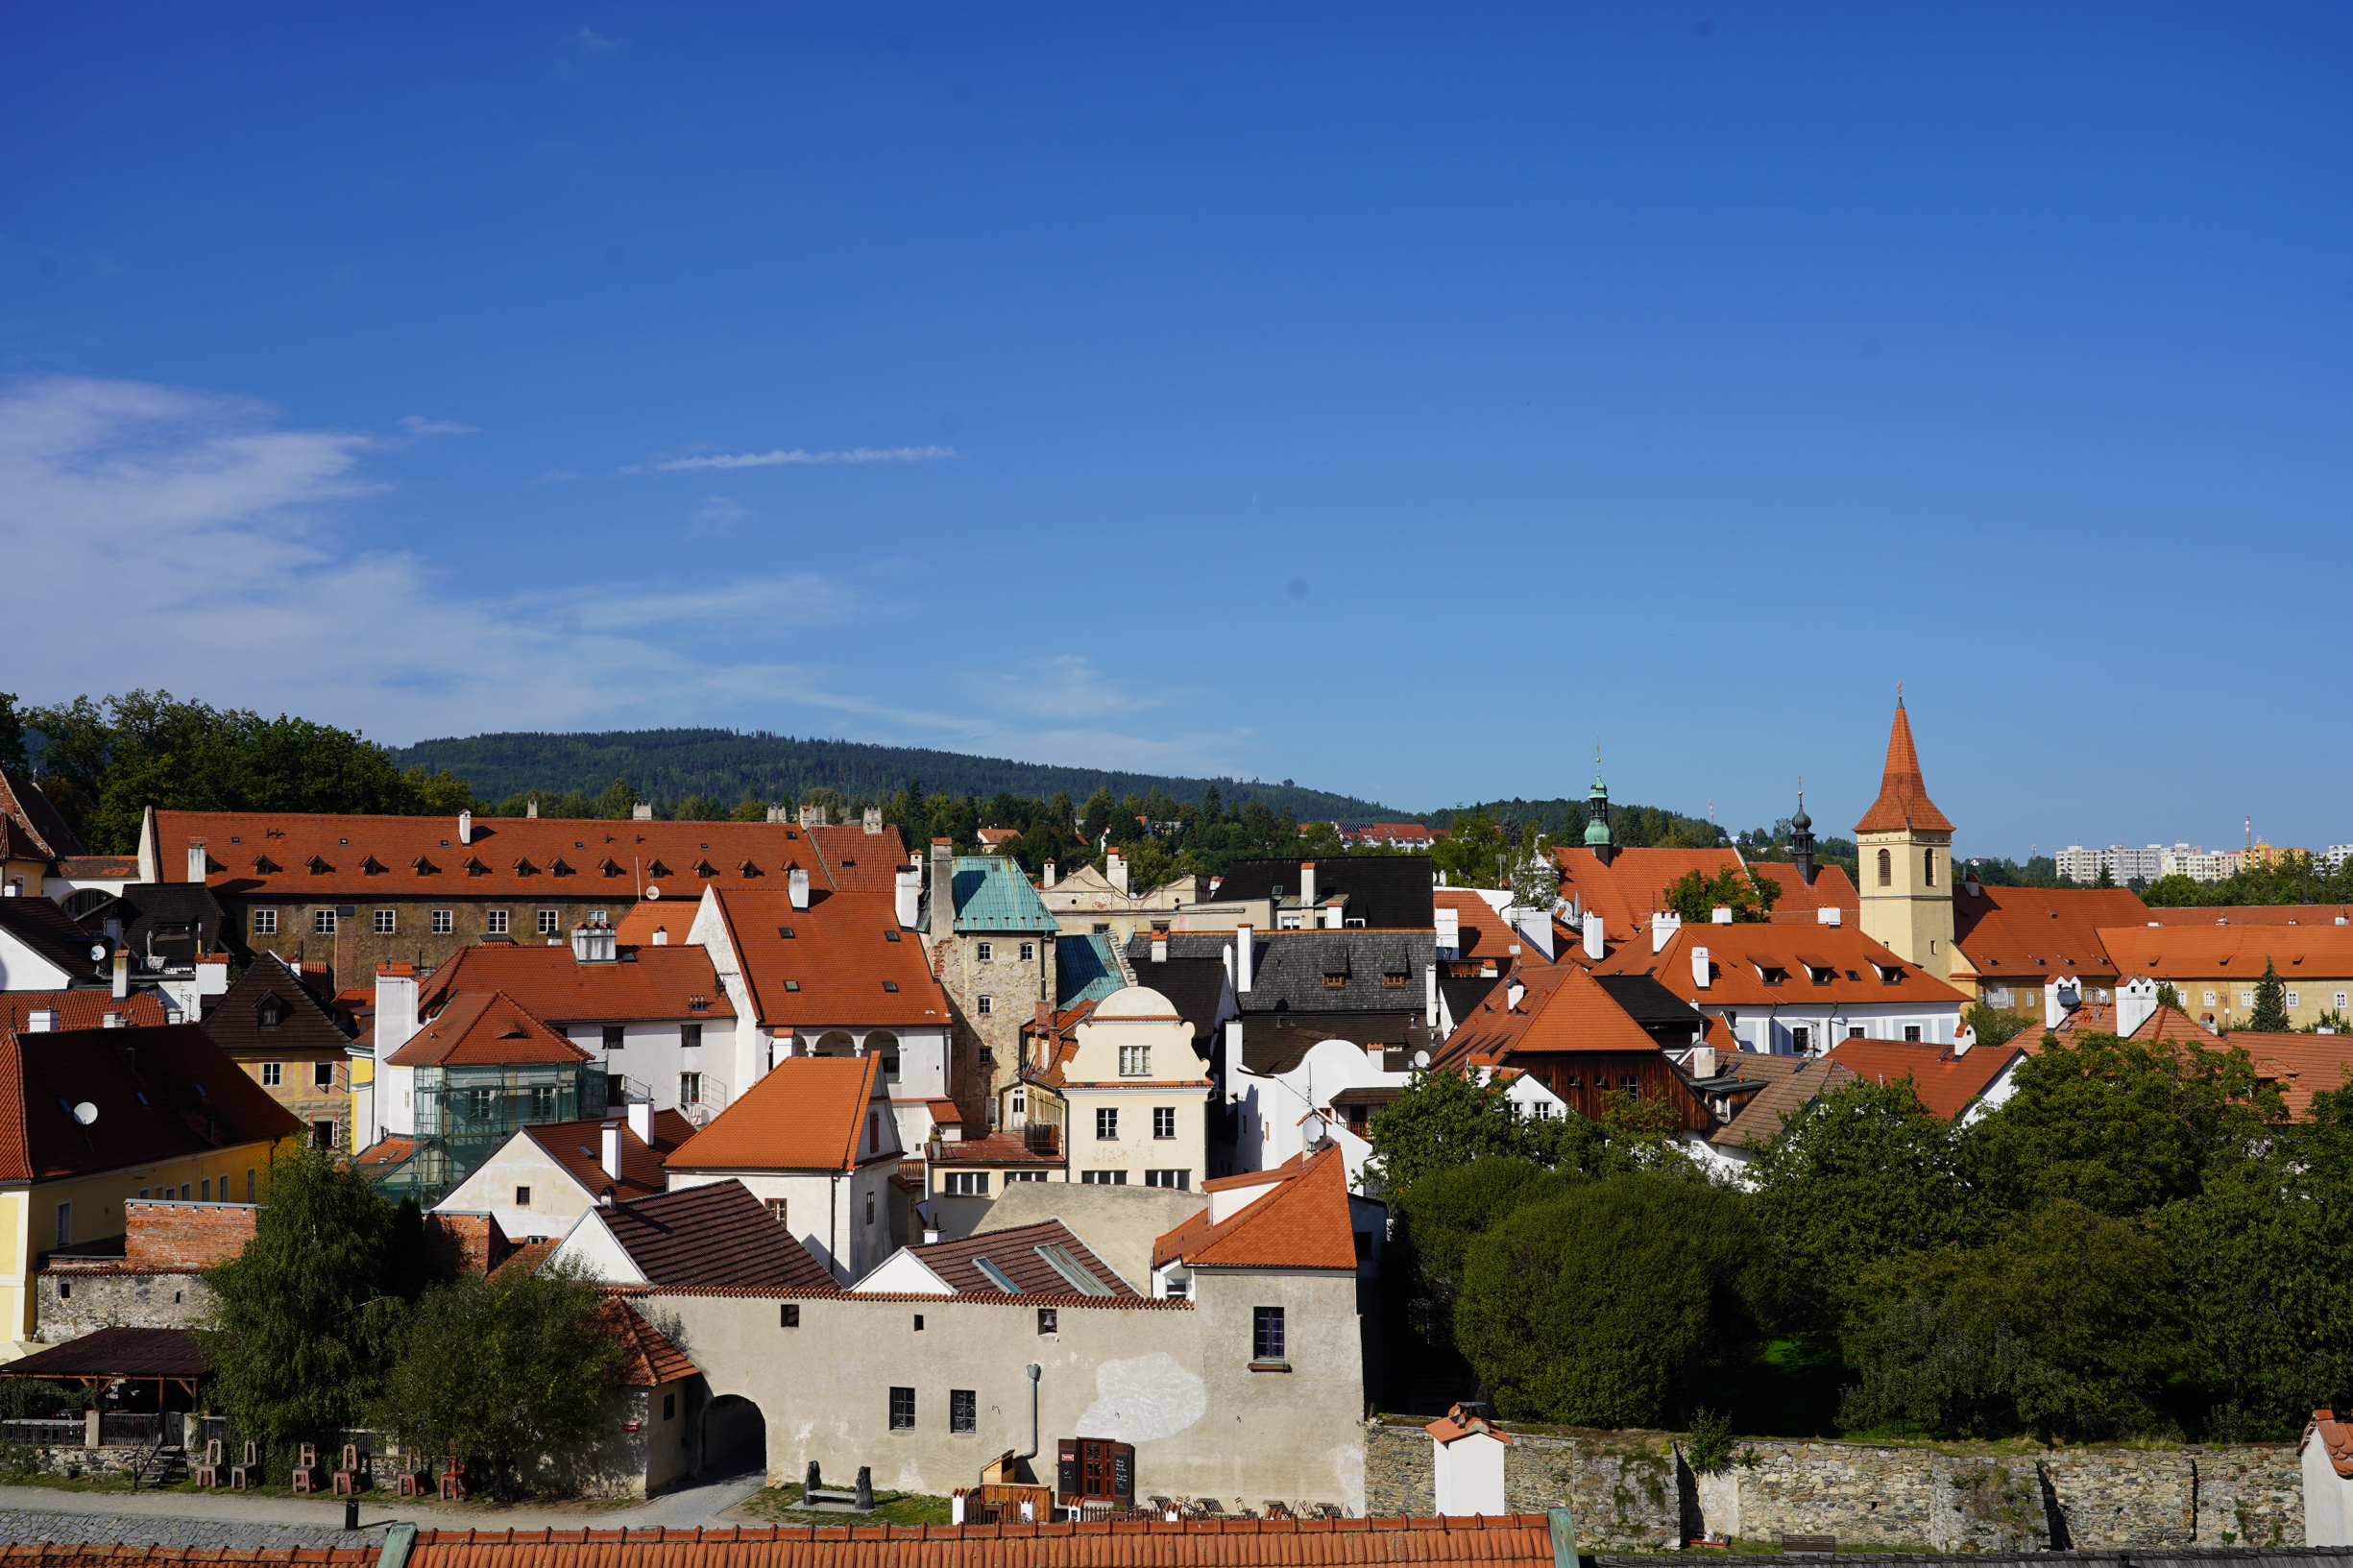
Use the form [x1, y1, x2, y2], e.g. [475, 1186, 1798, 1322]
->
[883, 980, 900, 993]
[777, 927, 796, 939]
[1034, 1243, 1111, 1295]
[972, 1257, 1021, 1293]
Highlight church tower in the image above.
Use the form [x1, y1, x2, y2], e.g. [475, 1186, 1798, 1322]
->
[1855, 696, 1955, 979]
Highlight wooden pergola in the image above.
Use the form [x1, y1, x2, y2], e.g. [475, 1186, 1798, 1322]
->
[0, 1326, 206, 1409]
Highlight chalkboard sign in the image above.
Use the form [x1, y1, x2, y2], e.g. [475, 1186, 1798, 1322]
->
[1056, 1437, 1136, 1505]
[1111, 1444, 1133, 1503]
[1057, 1446, 1079, 1499]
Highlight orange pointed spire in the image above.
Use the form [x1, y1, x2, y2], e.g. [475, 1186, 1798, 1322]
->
[1855, 698, 1953, 833]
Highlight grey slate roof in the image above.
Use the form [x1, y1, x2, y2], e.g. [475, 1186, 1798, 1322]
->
[72, 882, 233, 965]
[201, 951, 354, 1057]
[1593, 973, 1707, 1047]
[1120, 947, 1229, 1056]
[1129, 929, 1437, 1016]
[0, 895, 107, 982]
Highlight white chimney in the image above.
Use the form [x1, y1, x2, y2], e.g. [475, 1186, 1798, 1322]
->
[631, 802, 653, 820]
[1424, 961, 1439, 1029]
[1691, 945, 1711, 991]
[526, 797, 540, 818]
[457, 809, 473, 845]
[1582, 912, 1605, 962]
[1043, 860, 1057, 888]
[626, 1100, 653, 1145]
[601, 1122, 624, 1182]
[186, 841, 207, 882]
[789, 866, 811, 911]
[1688, 1045, 1718, 1079]
[1106, 848, 1128, 897]
[27, 1009, 57, 1033]
[1651, 912, 1683, 954]
[1506, 977, 1525, 1010]
[799, 804, 828, 829]
[894, 865, 922, 930]
[1235, 924, 1254, 993]
[1435, 906, 1460, 957]
[1151, 930, 1169, 964]
[863, 807, 884, 835]
[1224, 1016, 1245, 1095]
[570, 913, 616, 963]
[2046, 975, 2080, 1030]
[1513, 906, 1556, 960]
[2117, 976, 2160, 1039]
[103, 1011, 124, 1029]
[1298, 861, 1318, 912]
[112, 947, 129, 1001]
[1710, 905, 1734, 925]
[651, 927, 669, 946]
[1952, 1024, 1977, 1057]
[375, 964, 421, 1056]
[1222, 940, 1235, 987]
[1817, 906, 1843, 926]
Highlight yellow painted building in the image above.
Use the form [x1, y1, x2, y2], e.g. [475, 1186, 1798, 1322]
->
[1856, 701, 1957, 983]
[0, 1023, 300, 1355]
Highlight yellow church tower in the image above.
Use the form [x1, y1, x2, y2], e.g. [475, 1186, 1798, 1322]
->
[1855, 696, 1955, 980]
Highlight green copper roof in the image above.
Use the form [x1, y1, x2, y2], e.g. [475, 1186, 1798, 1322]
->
[952, 856, 1059, 933]
[1584, 771, 1613, 847]
[1055, 933, 1125, 1007]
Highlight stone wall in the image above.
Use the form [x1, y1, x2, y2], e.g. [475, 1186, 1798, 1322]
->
[1364, 1420, 2302, 1550]
[36, 1271, 210, 1340]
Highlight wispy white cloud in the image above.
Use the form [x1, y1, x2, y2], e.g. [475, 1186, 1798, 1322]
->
[398, 415, 480, 437]
[691, 494, 750, 531]
[631, 445, 959, 473]
[569, 26, 618, 54]
[958, 655, 1150, 723]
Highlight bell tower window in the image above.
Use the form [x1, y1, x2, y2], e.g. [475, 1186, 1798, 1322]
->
[1877, 849, 1892, 887]
[1924, 849, 1936, 886]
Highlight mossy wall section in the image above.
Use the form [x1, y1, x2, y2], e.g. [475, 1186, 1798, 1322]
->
[1364, 1422, 2301, 1550]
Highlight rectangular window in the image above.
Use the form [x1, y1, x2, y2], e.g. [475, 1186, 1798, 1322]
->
[1152, 1107, 1176, 1139]
[1903, 1025, 1922, 1042]
[781, 1304, 800, 1327]
[978, 996, 993, 1016]
[1252, 1306, 1285, 1363]
[517, 1186, 532, 1207]
[2288, 991, 2302, 1009]
[1019, 942, 1035, 962]
[1119, 1045, 1151, 1076]
[1145, 1170, 1191, 1190]
[1095, 1107, 1119, 1140]
[681, 1073, 703, 1105]
[55, 1202, 70, 1246]
[313, 1061, 335, 1088]
[374, 909, 396, 935]
[247, 1170, 256, 1200]
[1848, 1025, 1865, 1038]
[664, 1393, 677, 1421]
[260, 1063, 283, 1087]
[431, 908, 453, 935]
[528, 1085, 555, 1118]
[1080, 1170, 1128, 1185]
[1007, 1170, 1049, 1182]
[488, 909, 510, 935]
[950, 1389, 978, 1434]
[314, 909, 337, 935]
[943, 1171, 990, 1195]
[539, 909, 561, 935]
[603, 1025, 625, 1051]
[1789, 1026, 1811, 1054]
[889, 1387, 915, 1430]
[2240, 991, 2255, 1007]
[311, 1120, 338, 1149]
[1037, 1308, 1057, 1335]
[682, 1023, 702, 1050]
[252, 908, 278, 935]
[2204, 990, 2219, 1006]
[2337, 992, 2349, 1011]
[769, 1198, 788, 1225]
[200, 1178, 211, 1200]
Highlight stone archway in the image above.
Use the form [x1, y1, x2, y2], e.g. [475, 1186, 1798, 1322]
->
[812, 1029, 858, 1056]
[700, 1393, 766, 1479]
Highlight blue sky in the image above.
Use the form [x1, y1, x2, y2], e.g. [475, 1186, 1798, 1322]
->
[3, 4, 2347, 856]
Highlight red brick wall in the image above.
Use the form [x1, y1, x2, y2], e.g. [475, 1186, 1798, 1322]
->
[424, 1211, 513, 1279]
[124, 1202, 256, 1270]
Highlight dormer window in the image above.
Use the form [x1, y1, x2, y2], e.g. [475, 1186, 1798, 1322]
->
[1807, 965, 1836, 985]
[257, 998, 283, 1030]
[1757, 965, 1788, 986]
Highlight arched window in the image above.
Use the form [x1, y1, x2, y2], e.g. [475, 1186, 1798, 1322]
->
[1877, 848, 1892, 886]
[1924, 849, 1936, 886]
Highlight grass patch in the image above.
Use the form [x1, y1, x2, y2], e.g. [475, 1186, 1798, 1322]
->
[0, 1469, 644, 1511]
[736, 1483, 953, 1528]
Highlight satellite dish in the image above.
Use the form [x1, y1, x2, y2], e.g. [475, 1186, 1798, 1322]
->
[1413, 1050, 1430, 1069]
[88, 945, 107, 962]
[71, 1102, 98, 1125]
[644, 884, 662, 900]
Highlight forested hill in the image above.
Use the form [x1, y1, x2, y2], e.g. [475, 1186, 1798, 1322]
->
[387, 729, 1404, 822]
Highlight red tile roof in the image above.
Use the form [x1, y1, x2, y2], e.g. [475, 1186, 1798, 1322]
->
[2143, 905, 2353, 927]
[421, 943, 733, 1023]
[1154, 1146, 1356, 1270]
[1824, 1038, 2022, 1120]
[803, 823, 912, 894]
[1951, 884, 2148, 980]
[596, 1297, 701, 1387]
[1425, 1403, 1516, 1446]
[2098, 924, 2353, 977]
[519, 1111, 696, 1202]
[714, 889, 947, 1030]
[1604, 923, 1971, 1008]
[1854, 702, 1953, 834]
[151, 810, 859, 902]
[0, 1025, 302, 1182]
[2222, 1031, 2353, 1121]
[1747, 862, 1861, 922]
[1439, 963, 1663, 1067]
[2306, 1411, 2353, 1480]
[1433, 891, 1534, 970]
[931, 1133, 1059, 1167]
[2029, 1001, 2218, 1052]
[1550, 846, 1749, 947]
[594, 1179, 840, 1291]
[0, 992, 170, 1033]
[667, 1054, 885, 1172]
[384, 991, 594, 1069]
[890, 1218, 1137, 1297]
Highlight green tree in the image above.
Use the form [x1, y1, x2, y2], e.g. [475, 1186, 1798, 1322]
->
[2156, 981, 2183, 1010]
[1455, 1176, 1784, 1426]
[1837, 1202, 2183, 1442]
[0, 691, 26, 773]
[732, 792, 770, 822]
[374, 1261, 625, 1493]
[1961, 1003, 2027, 1049]
[196, 1149, 421, 1447]
[1391, 1157, 1578, 1352]
[402, 766, 475, 814]
[1365, 1070, 1602, 1194]
[2248, 957, 2290, 1031]
[1662, 865, 1781, 924]
[1748, 1077, 1980, 1315]
[596, 776, 640, 820]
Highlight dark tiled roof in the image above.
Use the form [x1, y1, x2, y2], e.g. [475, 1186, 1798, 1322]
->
[200, 953, 353, 1057]
[0, 897, 107, 983]
[7, 1326, 203, 1379]
[1242, 930, 1438, 1015]
[894, 1218, 1136, 1297]
[0, 1024, 303, 1182]
[1210, 856, 1434, 929]
[1438, 972, 1502, 1026]
[1117, 942, 1229, 1046]
[1239, 1012, 1433, 1075]
[80, 884, 232, 964]
[0, 769, 84, 860]
[597, 1179, 839, 1291]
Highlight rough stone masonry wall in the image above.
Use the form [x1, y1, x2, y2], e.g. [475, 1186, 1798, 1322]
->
[35, 1271, 211, 1340]
[1364, 1420, 2302, 1551]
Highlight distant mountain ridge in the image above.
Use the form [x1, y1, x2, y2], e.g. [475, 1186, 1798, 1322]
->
[388, 728, 1410, 821]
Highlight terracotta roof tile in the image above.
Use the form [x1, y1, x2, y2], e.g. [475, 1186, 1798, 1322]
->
[0, 1024, 302, 1182]
[1439, 964, 1663, 1068]
[384, 991, 594, 1069]
[1708, 1054, 1858, 1150]
[1548, 845, 1750, 948]
[2219, 1031, 2353, 1121]
[595, 1297, 701, 1387]
[716, 889, 947, 1030]
[2306, 1411, 2353, 1480]
[1823, 1038, 2022, 1120]
[1854, 703, 1953, 834]
[2143, 905, 2353, 927]
[885, 1218, 1137, 1297]
[931, 1133, 1059, 1167]
[0, 992, 171, 1033]
[1155, 1146, 1355, 1270]
[805, 823, 912, 894]
[1604, 924, 1969, 1009]
[595, 1179, 840, 1291]
[667, 1054, 885, 1172]
[520, 1111, 695, 1203]
[1951, 885, 2148, 980]
[422, 943, 733, 1023]
[2098, 924, 2353, 976]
